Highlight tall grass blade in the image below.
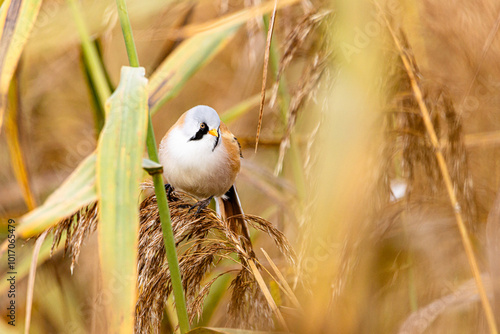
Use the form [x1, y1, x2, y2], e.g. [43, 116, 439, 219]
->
[0, 0, 42, 132]
[67, 0, 111, 109]
[24, 230, 47, 334]
[18, 153, 97, 238]
[81, 40, 115, 134]
[96, 66, 148, 333]
[5, 73, 36, 210]
[194, 274, 232, 327]
[115, 0, 139, 67]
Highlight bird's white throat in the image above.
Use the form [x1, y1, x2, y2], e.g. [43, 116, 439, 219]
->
[159, 127, 229, 198]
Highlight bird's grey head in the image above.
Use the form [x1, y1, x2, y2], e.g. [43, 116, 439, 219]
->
[182, 105, 221, 148]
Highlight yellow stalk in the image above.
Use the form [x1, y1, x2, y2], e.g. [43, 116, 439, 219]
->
[5, 75, 36, 210]
[374, 2, 498, 333]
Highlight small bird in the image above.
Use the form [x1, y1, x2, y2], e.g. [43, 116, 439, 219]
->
[159, 105, 251, 244]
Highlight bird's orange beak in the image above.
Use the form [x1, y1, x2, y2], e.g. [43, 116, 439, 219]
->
[208, 129, 218, 137]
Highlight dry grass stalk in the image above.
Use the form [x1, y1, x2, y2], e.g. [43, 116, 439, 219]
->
[271, 9, 331, 175]
[247, 258, 289, 330]
[374, 2, 498, 333]
[261, 248, 301, 309]
[255, 0, 278, 153]
[269, 9, 331, 108]
[275, 52, 328, 175]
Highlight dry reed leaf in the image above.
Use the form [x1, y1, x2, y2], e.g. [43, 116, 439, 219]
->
[25, 230, 48, 334]
[18, 153, 98, 238]
[248, 259, 288, 330]
[0, 0, 43, 132]
[261, 248, 300, 309]
[463, 131, 500, 148]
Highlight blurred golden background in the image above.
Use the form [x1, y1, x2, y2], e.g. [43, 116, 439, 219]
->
[2, 0, 500, 333]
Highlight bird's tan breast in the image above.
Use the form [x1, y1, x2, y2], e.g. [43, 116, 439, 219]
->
[220, 122, 241, 178]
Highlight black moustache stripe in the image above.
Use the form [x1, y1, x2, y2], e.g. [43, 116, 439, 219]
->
[212, 128, 220, 151]
[189, 122, 208, 141]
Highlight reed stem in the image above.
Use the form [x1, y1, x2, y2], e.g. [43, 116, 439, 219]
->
[67, 0, 111, 108]
[114, 0, 190, 332]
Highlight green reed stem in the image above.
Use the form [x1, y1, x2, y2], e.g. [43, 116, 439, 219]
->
[114, 0, 190, 332]
[115, 0, 139, 67]
[67, 0, 111, 108]
[145, 118, 191, 334]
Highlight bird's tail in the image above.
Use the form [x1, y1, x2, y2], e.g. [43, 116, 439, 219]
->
[216, 185, 253, 252]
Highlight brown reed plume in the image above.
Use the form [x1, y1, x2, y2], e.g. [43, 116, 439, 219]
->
[385, 32, 478, 231]
[47, 182, 296, 332]
[272, 9, 331, 174]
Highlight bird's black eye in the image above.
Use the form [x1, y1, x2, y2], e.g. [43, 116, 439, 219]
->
[200, 123, 206, 129]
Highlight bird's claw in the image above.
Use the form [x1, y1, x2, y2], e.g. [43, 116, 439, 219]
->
[188, 196, 213, 215]
[164, 184, 175, 201]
